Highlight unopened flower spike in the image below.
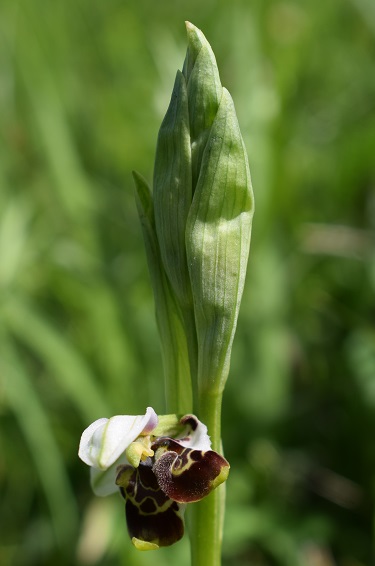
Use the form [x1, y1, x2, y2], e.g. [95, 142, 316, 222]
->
[134, 20, 254, 408]
[79, 408, 229, 550]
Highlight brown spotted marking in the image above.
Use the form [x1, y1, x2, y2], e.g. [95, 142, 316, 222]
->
[116, 461, 184, 547]
[151, 438, 230, 503]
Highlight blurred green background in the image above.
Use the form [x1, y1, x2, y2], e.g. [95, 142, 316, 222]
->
[1, 0, 375, 565]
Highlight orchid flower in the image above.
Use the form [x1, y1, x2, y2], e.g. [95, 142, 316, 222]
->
[78, 407, 229, 550]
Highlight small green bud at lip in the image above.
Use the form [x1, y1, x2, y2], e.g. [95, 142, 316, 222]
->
[132, 538, 159, 551]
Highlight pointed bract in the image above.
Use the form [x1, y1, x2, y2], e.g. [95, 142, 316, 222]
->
[153, 71, 192, 309]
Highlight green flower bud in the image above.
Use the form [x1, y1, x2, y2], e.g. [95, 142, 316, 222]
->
[186, 85, 253, 394]
[134, 22, 254, 403]
[182, 21, 222, 191]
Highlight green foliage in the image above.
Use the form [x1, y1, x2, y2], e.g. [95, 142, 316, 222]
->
[0, 1, 374, 565]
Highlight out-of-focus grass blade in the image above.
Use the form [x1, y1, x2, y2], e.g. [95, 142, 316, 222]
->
[14, 18, 93, 224]
[1, 332, 79, 549]
[76, 284, 138, 413]
[224, 505, 301, 566]
[4, 296, 109, 421]
[0, 198, 32, 289]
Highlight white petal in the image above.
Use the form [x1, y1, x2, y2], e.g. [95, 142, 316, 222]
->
[177, 415, 212, 451]
[78, 407, 158, 470]
[78, 417, 108, 466]
[90, 457, 125, 496]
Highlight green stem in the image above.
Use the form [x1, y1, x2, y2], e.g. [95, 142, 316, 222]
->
[190, 390, 225, 566]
